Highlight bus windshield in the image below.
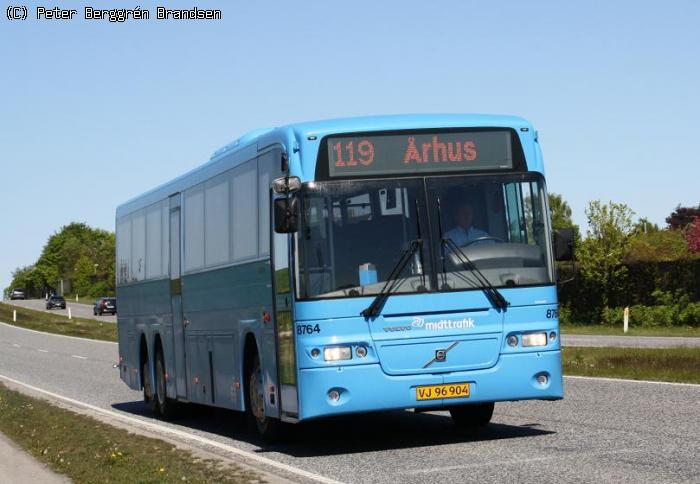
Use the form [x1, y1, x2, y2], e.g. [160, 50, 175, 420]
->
[296, 174, 553, 300]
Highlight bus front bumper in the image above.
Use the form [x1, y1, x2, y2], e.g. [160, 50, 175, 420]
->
[297, 350, 563, 420]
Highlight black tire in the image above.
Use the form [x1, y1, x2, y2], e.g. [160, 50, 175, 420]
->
[246, 352, 282, 441]
[449, 402, 495, 429]
[142, 357, 157, 414]
[154, 349, 179, 420]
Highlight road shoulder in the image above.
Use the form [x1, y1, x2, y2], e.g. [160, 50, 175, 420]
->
[0, 432, 70, 484]
[0, 377, 303, 484]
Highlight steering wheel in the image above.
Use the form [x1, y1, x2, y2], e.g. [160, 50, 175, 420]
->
[462, 236, 505, 247]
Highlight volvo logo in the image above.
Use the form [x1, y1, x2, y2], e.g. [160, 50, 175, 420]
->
[423, 341, 459, 368]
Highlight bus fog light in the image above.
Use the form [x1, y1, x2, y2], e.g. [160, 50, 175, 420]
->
[328, 389, 340, 401]
[522, 332, 547, 347]
[324, 346, 351, 361]
[549, 331, 557, 341]
[537, 374, 548, 385]
[356, 346, 368, 358]
[507, 335, 518, 347]
[310, 348, 320, 358]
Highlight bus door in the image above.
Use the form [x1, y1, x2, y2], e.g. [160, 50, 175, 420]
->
[271, 190, 299, 420]
[169, 195, 187, 399]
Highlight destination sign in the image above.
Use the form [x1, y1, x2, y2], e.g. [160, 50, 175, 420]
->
[326, 129, 514, 178]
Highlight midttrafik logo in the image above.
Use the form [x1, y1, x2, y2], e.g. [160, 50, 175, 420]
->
[411, 317, 476, 330]
[382, 316, 476, 332]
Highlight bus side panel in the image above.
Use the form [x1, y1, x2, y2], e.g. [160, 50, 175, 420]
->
[116, 279, 172, 391]
[180, 259, 274, 412]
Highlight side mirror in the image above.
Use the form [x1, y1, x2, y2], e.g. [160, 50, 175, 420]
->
[274, 197, 299, 233]
[554, 228, 575, 261]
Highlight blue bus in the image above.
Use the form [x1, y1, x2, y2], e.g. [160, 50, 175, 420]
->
[116, 114, 572, 439]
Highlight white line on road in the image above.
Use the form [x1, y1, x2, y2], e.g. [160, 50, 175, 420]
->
[404, 448, 645, 474]
[12, 343, 20, 348]
[70, 355, 88, 360]
[0, 374, 343, 484]
[37, 349, 48, 353]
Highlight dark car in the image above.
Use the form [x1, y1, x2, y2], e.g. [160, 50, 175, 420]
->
[93, 297, 117, 316]
[46, 295, 66, 310]
[10, 288, 25, 300]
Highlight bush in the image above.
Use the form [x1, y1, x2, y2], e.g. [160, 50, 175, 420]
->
[562, 288, 700, 328]
[591, 301, 700, 328]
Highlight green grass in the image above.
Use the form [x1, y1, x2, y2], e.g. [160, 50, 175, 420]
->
[0, 302, 117, 342]
[563, 346, 700, 384]
[561, 324, 700, 337]
[0, 383, 262, 484]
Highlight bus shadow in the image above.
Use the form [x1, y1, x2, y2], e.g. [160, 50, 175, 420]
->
[111, 401, 554, 457]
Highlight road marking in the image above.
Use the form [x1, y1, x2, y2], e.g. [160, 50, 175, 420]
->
[71, 355, 88, 360]
[0, 374, 343, 484]
[12, 343, 20, 348]
[404, 448, 644, 474]
[37, 349, 48, 353]
[0, 321, 116, 345]
[564, 375, 700, 387]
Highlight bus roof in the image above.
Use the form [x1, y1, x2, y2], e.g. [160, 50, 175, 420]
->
[117, 114, 540, 218]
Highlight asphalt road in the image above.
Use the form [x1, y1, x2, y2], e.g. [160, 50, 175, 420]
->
[4, 298, 116, 323]
[0, 321, 698, 484]
[561, 334, 700, 348]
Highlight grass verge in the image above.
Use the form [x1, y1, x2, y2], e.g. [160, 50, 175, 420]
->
[563, 346, 700, 384]
[0, 302, 116, 342]
[0, 383, 262, 483]
[560, 324, 700, 337]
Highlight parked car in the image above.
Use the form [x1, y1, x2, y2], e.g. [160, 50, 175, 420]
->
[93, 297, 117, 316]
[10, 288, 25, 300]
[46, 295, 66, 310]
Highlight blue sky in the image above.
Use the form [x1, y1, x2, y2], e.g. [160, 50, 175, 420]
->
[1, 0, 699, 291]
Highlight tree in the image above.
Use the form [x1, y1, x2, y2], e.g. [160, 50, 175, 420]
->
[632, 217, 660, 235]
[666, 204, 700, 230]
[4, 222, 115, 297]
[548, 193, 574, 231]
[578, 200, 635, 307]
[687, 216, 700, 253]
[72, 255, 95, 297]
[626, 229, 692, 262]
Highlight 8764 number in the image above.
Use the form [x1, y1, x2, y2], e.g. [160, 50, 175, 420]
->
[546, 309, 559, 319]
[297, 324, 321, 335]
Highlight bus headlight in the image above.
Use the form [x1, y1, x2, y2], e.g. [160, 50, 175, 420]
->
[324, 346, 352, 361]
[522, 332, 548, 347]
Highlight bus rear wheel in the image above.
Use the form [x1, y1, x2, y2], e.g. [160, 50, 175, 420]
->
[142, 358, 156, 413]
[246, 353, 281, 441]
[449, 402, 494, 429]
[154, 349, 179, 420]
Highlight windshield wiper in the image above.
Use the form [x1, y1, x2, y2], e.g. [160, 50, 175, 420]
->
[361, 199, 426, 320]
[361, 238, 423, 320]
[435, 196, 509, 311]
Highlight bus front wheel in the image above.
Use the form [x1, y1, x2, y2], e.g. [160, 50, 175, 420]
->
[449, 402, 494, 428]
[246, 353, 281, 441]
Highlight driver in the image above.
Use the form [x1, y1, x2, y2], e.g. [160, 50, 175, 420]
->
[444, 200, 490, 247]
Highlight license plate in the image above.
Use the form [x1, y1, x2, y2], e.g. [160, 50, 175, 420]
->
[416, 382, 470, 401]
